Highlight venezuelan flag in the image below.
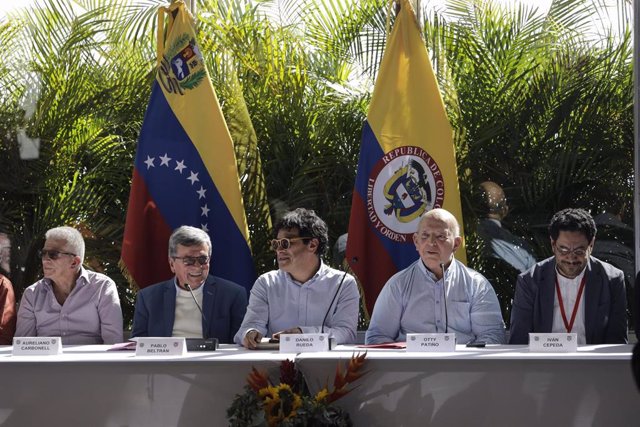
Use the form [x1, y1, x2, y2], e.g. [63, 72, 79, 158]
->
[121, 1, 255, 291]
[347, 0, 466, 314]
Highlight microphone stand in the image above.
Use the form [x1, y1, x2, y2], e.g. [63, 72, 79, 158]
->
[184, 283, 217, 351]
[321, 259, 355, 348]
[439, 262, 449, 334]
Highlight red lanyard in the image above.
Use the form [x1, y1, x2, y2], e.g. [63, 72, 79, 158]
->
[555, 274, 587, 333]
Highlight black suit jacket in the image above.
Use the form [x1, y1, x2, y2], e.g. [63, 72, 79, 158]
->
[131, 275, 247, 343]
[509, 256, 627, 344]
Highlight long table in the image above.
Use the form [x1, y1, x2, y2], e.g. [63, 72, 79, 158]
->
[0, 344, 637, 426]
[298, 344, 640, 427]
[0, 345, 294, 426]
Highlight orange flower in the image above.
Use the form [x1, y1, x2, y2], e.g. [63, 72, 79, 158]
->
[247, 366, 269, 392]
[327, 352, 367, 403]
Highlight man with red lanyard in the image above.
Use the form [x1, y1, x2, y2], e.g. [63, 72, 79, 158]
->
[509, 208, 627, 345]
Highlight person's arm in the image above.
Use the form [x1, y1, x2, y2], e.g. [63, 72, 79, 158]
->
[130, 290, 149, 338]
[365, 278, 402, 344]
[0, 277, 16, 344]
[233, 277, 269, 348]
[469, 277, 506, 344]
[98, 279, 124, 344]
[15, 287, 37, 337]
[509, 274, 535, 344]
[605, 270, 628, 344]
[228, 286, 248, 344]
[298, 276, 360, 344]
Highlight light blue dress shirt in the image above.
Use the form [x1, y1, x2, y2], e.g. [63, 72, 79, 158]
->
[234, 262, 359, 345]
[366, 259, 506, 344]
[15, 267, 124, 344]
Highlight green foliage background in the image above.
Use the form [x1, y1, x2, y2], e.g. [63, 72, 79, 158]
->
[0, 0, 634, 328]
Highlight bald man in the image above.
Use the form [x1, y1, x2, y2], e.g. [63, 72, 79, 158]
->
[477, 181, 536, 273]
[366, 209, 506, 345]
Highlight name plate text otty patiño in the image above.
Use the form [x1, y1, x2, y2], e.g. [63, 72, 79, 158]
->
[13, 337, 63, 356]
[406, 333, 456, 352]
[529, 333, 578, 352]
[280, 333, 330, 353]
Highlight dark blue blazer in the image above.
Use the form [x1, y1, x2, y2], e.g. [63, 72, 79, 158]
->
[131, 275, 247, 344]
[509, 256, 627, 344]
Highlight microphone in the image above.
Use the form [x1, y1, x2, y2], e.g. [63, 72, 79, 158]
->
[321, 258, 356, 338]
[184, 283, 209, 340]
[439, 262, 449, 334]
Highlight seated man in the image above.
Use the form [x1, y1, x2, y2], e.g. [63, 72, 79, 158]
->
[509, 208, 627, 345]
[235, 208, 359, 348]
[0, 232, 16, 345]
[131, 226, 247, 343]
[476, 181, 536, 273]
[16, 226, 123, 344]
[366, 208, 506, 345]
[0, 276, 16, 345]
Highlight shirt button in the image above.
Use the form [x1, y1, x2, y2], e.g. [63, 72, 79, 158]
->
[436, 300, 439, 304]
[437, 320, 441, 323]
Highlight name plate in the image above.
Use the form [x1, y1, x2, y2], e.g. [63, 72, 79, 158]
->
[135, 337, 186, 356]
[13, 337, 63, 356]
[406, 333, 456, 352]
[529, 333, 578, 352]
[280, 333, 330, 353]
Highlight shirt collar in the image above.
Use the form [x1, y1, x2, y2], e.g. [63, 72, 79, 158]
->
[555, 262, 588, 285]
[285, 260, 327, 285]
[418, 258, 455, 282]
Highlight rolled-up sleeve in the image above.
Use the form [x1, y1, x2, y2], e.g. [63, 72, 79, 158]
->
[234, 277, 269, 345]
[470, 277, 506, 344]
[98, 279, 124, 344]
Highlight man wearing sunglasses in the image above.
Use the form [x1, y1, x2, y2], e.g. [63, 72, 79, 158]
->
[15, 226, 123, 344]
[234, 208, 359, 349]
[509, 208, 628, 344]
[131, 226, 247, 343]
[0, 232, 16, 345]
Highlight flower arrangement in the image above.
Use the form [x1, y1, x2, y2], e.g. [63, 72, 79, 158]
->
[227, 353, 367, 427]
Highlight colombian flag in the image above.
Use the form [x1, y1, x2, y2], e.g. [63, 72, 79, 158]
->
[347, 0, 466, 314]
[121, 1, 255, 291]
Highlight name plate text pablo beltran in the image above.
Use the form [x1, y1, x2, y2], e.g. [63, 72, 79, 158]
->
[135, 337, 186, 356]
[12, 337, 63, 356]
[280, 333, 330, 353]
[529, 333, 578, 352]
[406, 333, 456, 352]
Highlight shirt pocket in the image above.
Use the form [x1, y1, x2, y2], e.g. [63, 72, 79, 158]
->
[448, 301, 471, 333]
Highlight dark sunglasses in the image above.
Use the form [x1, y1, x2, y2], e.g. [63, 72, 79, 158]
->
[38, 249, 76, 260]
[270, 237, 309, 251]
[172, 255, 210, 266]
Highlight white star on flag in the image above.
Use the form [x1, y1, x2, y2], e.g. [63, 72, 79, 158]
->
[201, 204, 210, 217]
[159, 153, 171, 167]
[201, 223, 209, 233]
[175, 160, 186, 174]
[187, 171, 199, 185]
[196, 186, 207, 199]
[144, 156, 155, 169]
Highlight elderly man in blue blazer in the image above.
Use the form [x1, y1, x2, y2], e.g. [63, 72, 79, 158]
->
[509, 208, 627, 345]
[131, 226, 247, 343]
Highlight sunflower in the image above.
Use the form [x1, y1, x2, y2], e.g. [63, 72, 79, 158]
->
[259, 384, 303, 426]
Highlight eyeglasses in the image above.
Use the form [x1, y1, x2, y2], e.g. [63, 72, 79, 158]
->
[38, 249, 76, 260]
[270, 237, 309, 251]
[172, 255, 210, 266]
[554, 245, 589, 257]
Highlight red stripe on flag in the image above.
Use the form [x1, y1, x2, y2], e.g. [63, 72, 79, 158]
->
[121, 169, 173, 288]
[347, 191, 401, 315]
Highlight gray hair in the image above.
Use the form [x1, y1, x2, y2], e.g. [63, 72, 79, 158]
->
[45, 226, 85, 262]
[168, 226, 211, 257]
[420, 208, 461, 237]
